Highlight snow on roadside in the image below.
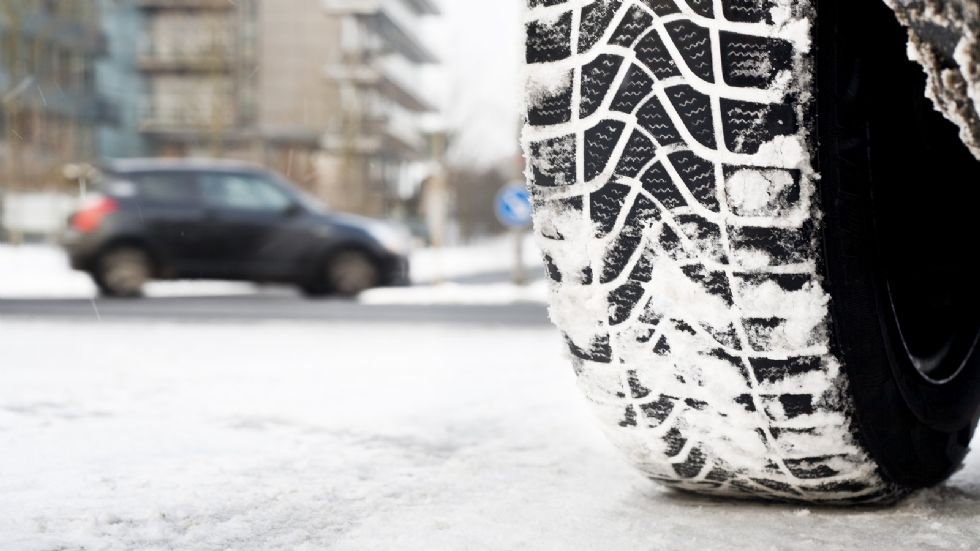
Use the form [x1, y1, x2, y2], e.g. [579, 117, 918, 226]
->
[1, 320, 979, 551]
[360, 280, 547, 305]
[0, 235, 542, 302]
[409, 234, 541, 283]
[0, 244, 257, 299]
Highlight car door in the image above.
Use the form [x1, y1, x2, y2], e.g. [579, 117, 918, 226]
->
[199, 172, 305, 280]
[131, 171, 212, 276]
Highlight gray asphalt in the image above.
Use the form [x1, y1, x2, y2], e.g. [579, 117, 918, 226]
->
[0, 293, 550, 325]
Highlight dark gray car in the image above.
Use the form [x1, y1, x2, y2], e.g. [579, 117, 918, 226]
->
[62, 159, 410, 297]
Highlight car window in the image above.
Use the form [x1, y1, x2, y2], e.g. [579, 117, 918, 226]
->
[134, 173, 199, 205]
[201, 174, 292, 212]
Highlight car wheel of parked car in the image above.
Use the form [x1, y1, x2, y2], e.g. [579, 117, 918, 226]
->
[94, 247, 152, 298]
[523, 0, 979, 503]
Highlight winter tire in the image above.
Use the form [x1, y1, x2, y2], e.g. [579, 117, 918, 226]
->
[94, 247, 151, 298]
[523, 0, 980, 503]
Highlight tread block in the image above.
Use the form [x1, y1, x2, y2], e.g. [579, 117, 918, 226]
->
[721, 99, 797, 154]
[614, 130, 658, 178]
[528, 70, 574, 126]
[665, 85, 717, 148]
[526, 12, 574, 63]
[637, 97, 684, 147]
[585, 120, 627, 181]
[609, 5, 655, 47]
[664, 20, 715, 82]
[591, 182, 632, 237]
[579, 0, 624, 54]
[635, 30, 682, 80]
[529, 134, 578, 187]
[720, 32, 794, 89]
[668, 150, 721, 211]
[611, 63, 656, 114]
[581, 54, 625, 118]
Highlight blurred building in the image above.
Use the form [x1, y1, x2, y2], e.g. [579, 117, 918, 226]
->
[98, 0, 149, 159]
[1, 0, 441, 240]
[322, 0, 441, 215]
[0, 2, 105, 191]
[132, 0, 259, 157]
[128, 0, 441, 217]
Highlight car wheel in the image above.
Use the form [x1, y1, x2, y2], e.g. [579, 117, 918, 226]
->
[326, 250, 380, 296]
[95, 247, 151, 298]
[523, 0, 979, 503]
[301, 250, 380, 298]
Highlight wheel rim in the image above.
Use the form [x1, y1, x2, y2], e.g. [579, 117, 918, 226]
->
[102, 251, 150, 296]
[328, 252, 378, 295]
[867, 8, 980, 384]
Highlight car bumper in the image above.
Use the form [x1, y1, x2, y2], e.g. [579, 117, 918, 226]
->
[60, 228, 101, 272]
[379, 253, 411, 286]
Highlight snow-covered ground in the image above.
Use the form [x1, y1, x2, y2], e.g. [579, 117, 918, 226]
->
[1, 321, 979, 550]
[0, 244, 258, 299]
[0, 236, 547, 304]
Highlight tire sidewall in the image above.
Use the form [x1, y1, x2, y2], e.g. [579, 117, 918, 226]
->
[816, 0, 980, 488]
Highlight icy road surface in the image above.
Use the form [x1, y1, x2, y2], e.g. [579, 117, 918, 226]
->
[1, 321, 979, 550]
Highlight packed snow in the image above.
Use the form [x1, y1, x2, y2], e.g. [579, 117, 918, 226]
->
[1, 321, 979, 550]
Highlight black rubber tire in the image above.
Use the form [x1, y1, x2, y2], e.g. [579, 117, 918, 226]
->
[300, 250, 380, 298]
[817, 0, 980, 492]
[93, 247, 152, 298]
[522, 0, 979, 503]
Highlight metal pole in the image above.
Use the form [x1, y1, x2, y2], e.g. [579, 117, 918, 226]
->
[513, 228, 526, 286]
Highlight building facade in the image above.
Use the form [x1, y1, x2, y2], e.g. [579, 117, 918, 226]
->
[98, 0, 149, 160]
[130, 0, 441, 217]
[132, 0, 259, 158]
[1, 0, 440, 228]
[0, 1, 105, 191]
[322, 0, 441, 215]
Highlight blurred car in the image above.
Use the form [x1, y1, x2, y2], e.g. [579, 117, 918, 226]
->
[61, 158, 410, 297]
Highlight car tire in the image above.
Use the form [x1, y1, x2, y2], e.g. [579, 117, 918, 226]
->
[522, 0, 980, 503]
[301, 250, 380, 298]
[94, 247, 152, 298]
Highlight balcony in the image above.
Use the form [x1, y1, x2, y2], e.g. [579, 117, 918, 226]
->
[139, 103, 238, 135]
[136, 0, 235, 10]
[325, 0, 439, 15]
[324, 63, 433, 113]
[324, 0, 438, 64]
[322, 108, 424, 157]
[138, 46, 234, 72]
[402, 0, 440, 15]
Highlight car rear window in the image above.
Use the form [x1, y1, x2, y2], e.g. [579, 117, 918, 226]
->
[133, 172, 200, 206]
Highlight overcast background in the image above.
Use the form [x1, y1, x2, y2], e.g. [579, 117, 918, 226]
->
[429, 0, 525, 168]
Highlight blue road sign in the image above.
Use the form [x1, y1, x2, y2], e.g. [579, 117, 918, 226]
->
[495, 183, 533, 229]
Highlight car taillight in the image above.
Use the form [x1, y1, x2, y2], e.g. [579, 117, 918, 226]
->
[71, 196, 118, 233]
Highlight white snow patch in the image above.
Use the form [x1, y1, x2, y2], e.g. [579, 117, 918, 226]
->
[644, 259, 732, 329]
[0, 237, 543, 300]
[0, 245, 257, 299]
[725, 169, 796, 216]
[360, 280, 547, 305]
[752, 135, 807, 169]
[1, 321, 980, 550]
[410, 234, 542, 284]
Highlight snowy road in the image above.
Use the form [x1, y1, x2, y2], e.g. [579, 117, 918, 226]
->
[2, 321, 980, 550]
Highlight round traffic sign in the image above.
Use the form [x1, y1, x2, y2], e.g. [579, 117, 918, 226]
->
[494, 183, 533, 229]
